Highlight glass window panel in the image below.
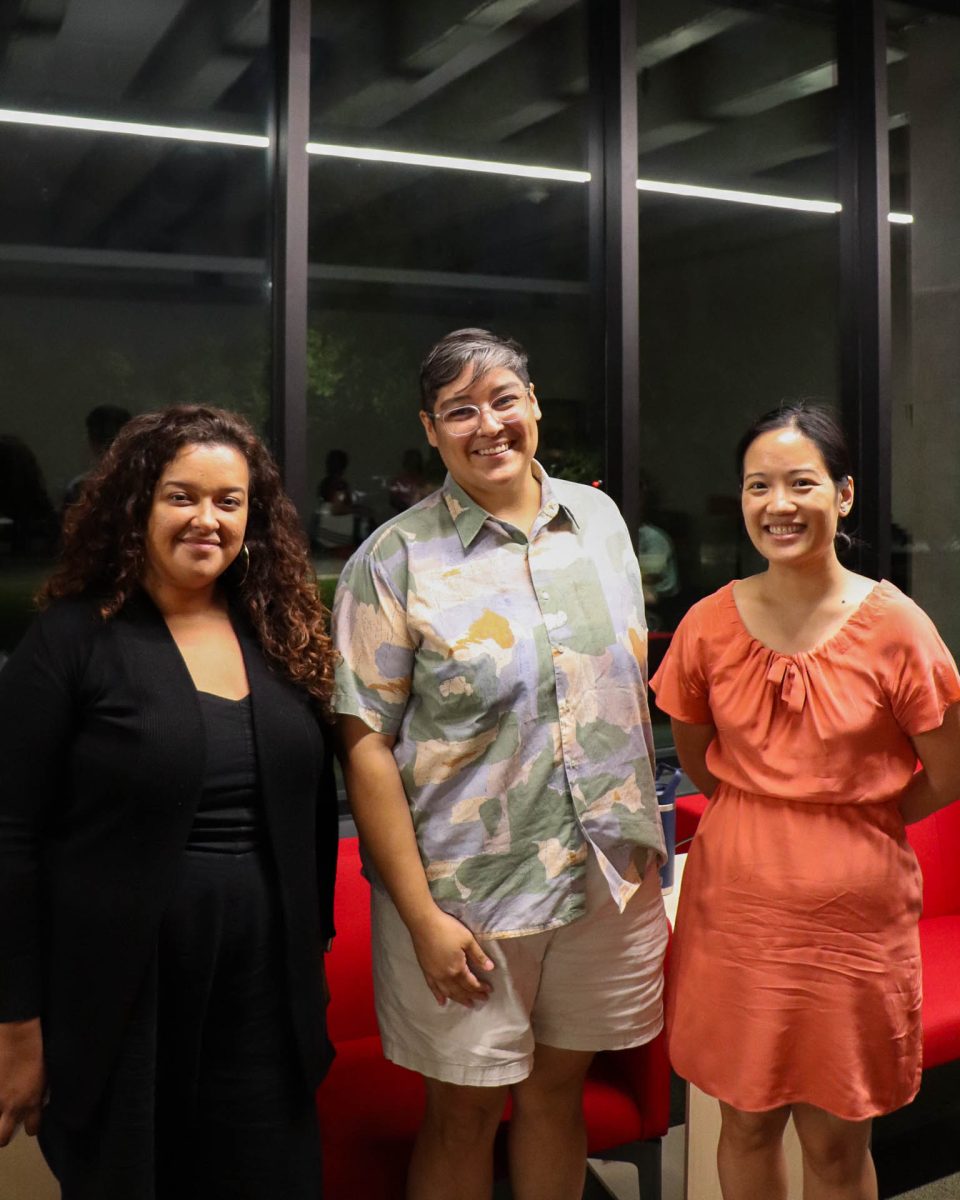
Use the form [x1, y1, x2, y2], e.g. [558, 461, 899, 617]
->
[0, 1, 273, 655]
[635, 2, 842, 752]
[308, 0, 594, 588]
[888, 2, 960, 655]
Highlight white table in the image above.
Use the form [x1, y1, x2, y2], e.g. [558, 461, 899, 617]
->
[664, 854, 805, 1200]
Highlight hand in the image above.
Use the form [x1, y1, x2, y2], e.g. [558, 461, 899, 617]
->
[0, 1019, 45, 1147]
[409, 908, 495, 1009]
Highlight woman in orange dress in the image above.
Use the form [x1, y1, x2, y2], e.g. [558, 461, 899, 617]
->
[650, 404, 960, 1200]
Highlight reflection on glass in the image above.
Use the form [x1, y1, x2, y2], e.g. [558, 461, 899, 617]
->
[634, 3, 842, 746]
[0, 1, 273, 655]
[307, 0, 594, 582]
[889, 3, 960, 656]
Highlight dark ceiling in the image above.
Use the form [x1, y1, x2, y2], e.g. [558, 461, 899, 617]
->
[0, 1, 944, 285]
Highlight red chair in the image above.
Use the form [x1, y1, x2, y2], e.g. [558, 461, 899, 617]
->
[906, 801, 960, 1071]
[676, 791, 708, 852]
[317, 837, 671, 1199]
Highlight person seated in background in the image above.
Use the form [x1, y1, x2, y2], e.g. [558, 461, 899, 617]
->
[318, 448, 353, 514]
[0, 435, 57, 556]
[333, 327, 668, 1200]
[637, 472, 679, 630]
[62, 403, 132, 510]
[388, 447, 431, 512]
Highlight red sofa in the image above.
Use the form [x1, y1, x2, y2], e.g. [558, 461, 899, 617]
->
[676, 790, 708, 852]
[674, 792, 960, 1071]
[317, 837, 671, 1199]
[905, 800, 960, 1071]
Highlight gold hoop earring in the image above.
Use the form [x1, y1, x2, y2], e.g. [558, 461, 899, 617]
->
[238, 543, 250, 585]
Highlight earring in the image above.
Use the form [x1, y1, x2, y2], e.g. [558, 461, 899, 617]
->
[238, 542, 250, 585]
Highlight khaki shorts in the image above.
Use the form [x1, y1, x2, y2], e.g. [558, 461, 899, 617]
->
[371, 851, 669, 1087]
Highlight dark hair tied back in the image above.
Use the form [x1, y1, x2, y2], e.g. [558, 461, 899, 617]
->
[736, 402, 855, 557]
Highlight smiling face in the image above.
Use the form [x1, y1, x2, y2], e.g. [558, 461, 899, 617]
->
[419, 363, 542, 508]
[741, 425, 854, 567]
[143, 442, 250, 600]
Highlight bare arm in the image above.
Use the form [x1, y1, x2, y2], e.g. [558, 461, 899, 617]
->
[670, 717, 720, 799]
[900, 702, 960, 825]
[0, 1019, 44, 1146]
[337, 716, 493, 1006]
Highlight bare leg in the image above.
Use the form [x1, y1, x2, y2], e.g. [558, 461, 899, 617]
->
[792, 1103, 876, 1200]
[717, 1101, 792, 1200]
[406, 1078, 508, 1200]
[507, 1043, 594, 1200]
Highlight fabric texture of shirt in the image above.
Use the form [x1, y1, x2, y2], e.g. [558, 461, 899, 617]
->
[333, 465, 664, 938]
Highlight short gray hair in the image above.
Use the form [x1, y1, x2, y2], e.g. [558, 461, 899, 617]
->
[419, 328, 530, 411]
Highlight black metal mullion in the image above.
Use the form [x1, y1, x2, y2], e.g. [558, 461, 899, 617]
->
[269, 0, 311, 521]
[588, 0, 640, 538]
[838, 0, 892, 582]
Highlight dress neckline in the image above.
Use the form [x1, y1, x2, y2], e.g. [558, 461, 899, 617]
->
[197, 690, 252, 705]
[724, 578, 888, 660]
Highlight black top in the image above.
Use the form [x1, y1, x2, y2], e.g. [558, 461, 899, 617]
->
[0, 594, 338, 1125]
[190, 693, 261, 853]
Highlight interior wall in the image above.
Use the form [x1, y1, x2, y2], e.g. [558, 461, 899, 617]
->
[894, 18, 960, 651]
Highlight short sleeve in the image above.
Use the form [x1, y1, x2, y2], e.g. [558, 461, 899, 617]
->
[881, 594, 960, 736]
[331, 540, 416, 735]
[649, 601, 714, 726]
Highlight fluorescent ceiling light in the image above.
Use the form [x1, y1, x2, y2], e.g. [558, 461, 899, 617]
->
[0, 107, 268, 148]
[637, 176, 840, 214]
[0, 107, 913, 223]
[636, 176, 912, 224]
[306, 140, 590, 184]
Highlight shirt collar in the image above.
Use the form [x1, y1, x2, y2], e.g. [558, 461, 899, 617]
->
[442, 462, 582, 548]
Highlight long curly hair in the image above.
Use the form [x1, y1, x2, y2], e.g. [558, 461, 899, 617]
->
[41, 405, 334, 707]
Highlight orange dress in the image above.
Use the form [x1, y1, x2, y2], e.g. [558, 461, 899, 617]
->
[650, 580, 960, 1119]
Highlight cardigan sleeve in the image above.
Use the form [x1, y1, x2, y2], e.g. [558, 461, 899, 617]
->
[0, 605, 90, 1020]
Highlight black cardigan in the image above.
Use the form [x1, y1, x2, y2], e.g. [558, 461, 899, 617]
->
[0, 594, 338, 1126]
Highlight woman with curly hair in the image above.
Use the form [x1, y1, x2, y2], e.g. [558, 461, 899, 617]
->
[0, 406, 338, 1199]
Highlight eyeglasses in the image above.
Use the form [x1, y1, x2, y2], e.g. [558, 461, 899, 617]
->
[427, 389, 531, 438]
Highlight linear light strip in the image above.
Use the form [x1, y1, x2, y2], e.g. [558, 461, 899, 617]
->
[306, 140, 590, 183]
[0, 107, 913, 222]
[637, 176, 840, 214]
[0, 107, 268, 148]
[636, 176, 913, 224]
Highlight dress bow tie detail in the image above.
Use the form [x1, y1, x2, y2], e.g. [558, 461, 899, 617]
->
[766, 656, 806, 714]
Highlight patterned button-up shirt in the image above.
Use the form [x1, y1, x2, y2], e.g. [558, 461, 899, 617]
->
[332, 465, 665, 938]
